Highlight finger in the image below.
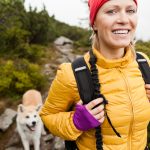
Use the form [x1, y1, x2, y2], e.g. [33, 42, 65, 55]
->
[98, 116, 105, 123]
[85, 98, 103, 110]
[77, 100, 83, 105]
[90, 104, 104, 115]
[94, 111, 105, 120]
[145, 84, 150, 89]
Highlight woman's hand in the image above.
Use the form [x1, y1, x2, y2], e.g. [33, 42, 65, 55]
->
[145, 84, 150, 101]
[85, 98, 105, 123]
[73, 98, 105, 131]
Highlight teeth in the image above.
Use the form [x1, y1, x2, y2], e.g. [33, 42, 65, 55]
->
[113, 30, 129, 34]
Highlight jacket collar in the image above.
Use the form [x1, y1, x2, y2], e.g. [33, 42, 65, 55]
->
[92, 47, 134, 69]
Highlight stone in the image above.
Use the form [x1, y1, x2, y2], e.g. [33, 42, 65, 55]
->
[54, 36, 73, 46]
[0, 108, 17, 132]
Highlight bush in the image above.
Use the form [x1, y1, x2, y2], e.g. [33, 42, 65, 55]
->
[0, 59, 47, 98]
[18, 44, 45, 62]
[0, 60, 14, 93]
[136, 41, 150, 57]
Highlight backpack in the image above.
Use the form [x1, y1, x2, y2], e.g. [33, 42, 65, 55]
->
[65, 52, 150, 150]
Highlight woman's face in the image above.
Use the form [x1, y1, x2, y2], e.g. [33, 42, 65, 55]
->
[94, 0, 138, 50]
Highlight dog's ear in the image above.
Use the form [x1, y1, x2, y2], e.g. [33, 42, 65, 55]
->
[36, 104, 42, 112]
[18, 104, 24, 113]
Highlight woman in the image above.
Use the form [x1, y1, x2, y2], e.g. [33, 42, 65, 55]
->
[40, 0, 150, 149]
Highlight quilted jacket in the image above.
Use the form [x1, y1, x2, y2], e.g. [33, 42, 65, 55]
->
[40, 47, 150, 150]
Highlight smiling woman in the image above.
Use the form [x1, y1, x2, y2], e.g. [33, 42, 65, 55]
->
[91, 0, 138, 59]
[40, 0, 150, 150]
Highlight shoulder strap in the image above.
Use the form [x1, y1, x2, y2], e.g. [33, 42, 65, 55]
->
[71, 57, 94, 104]
[136, 52, 150, 84]
[65, 57, 94, 150]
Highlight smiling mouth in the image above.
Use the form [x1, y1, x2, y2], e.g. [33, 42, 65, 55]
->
[26, 124, 36, 131]
[112, 29, 130, 34]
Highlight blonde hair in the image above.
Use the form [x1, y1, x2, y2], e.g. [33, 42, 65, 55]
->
[90, 31, 99, 50]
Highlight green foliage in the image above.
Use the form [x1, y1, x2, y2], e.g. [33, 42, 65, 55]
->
[26, 8, 51, 45]
[136, 40, 150, 57]
[4, 27, 29, 53]
[0, 59, 47, 98]
[0, 0, 29, 55]
[17, 44, 45, 62]
[48, 17, 91, 46]
[0, 0, 90, 58]
[0, 60, 14, 94]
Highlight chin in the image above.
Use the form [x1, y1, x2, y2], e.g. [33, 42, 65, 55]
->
[111, 40, 131, 48]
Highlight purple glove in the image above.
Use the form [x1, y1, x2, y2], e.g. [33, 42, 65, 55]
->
[73, 104, 101, 131]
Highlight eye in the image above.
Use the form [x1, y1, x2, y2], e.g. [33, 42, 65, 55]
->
[106, 10, 117, 14]
[26, 116, 29, 119]
[34, 115, 37, 118]
[127, 9, 137, 14]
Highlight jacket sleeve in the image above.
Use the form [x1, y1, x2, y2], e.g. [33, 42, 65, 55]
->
[40, 63, 83, 140]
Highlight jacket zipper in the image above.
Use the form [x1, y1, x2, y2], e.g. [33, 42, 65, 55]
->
[117, 68, 134, 150]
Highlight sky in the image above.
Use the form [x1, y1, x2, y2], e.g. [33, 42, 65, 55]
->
[24, 0, 150, 41]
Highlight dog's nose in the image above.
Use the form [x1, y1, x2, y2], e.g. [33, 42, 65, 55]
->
[32, 121, 36, 126]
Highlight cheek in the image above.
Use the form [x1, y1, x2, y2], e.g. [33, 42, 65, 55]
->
[131, 16, 138, 29]
[95, 14, 109, 29]
[96, 21, 109, 34]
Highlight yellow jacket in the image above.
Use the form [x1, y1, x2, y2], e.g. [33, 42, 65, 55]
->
[40, 47, 150, 150]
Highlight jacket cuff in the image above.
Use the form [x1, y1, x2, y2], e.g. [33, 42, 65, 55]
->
[70, 111, 83, 137]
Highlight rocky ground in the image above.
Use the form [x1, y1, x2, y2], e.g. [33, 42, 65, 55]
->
[0, 36, 81, 150]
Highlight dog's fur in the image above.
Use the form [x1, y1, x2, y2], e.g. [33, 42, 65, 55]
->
[16, 89, 43, 150]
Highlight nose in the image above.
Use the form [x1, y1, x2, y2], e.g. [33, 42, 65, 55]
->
[117, 12, 129, 24]
[32, 121, 36, 126]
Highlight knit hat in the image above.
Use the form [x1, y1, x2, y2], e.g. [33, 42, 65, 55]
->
[88, 0, 137, 27]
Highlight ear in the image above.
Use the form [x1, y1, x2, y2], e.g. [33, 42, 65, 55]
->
[18, 104, 24, 113]
[36, 104, 42, 112]
[92, 22, 98, 32]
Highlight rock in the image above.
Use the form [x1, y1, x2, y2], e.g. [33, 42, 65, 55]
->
[54, 37, 74, 57]
[54, 36, 73, 46]
[55, 45, 73, 55]
[44, 64, 58, 70]
[53, 136, 65, 150]
[0, 101, 5, 115]
[43, 134, 54, 142]
[0, 108, 17, 132]
[6, 130, 54, 150]
[5, 131, 22, 148]
[67, 53, 76, 62]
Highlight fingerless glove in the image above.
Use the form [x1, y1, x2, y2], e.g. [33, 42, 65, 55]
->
[73, 104, 100, 131]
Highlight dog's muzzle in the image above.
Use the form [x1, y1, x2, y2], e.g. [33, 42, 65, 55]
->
[26, 122, 36, 131]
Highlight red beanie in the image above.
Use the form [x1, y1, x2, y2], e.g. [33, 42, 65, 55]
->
[88, 0, 137, 27]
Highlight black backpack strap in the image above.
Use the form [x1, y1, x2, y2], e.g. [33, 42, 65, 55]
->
[136, 52, 150, 150]
[71, 57, 94, 104]
[65, 140, 78, 150]
[65, 57, 94, 150]
[136, 52, 150, 84]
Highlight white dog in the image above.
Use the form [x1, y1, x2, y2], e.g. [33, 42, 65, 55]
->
[16, 89, 43, 150]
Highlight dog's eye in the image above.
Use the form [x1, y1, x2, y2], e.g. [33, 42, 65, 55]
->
[26, 116, 29, 119]
[34, 115, 37, 118]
